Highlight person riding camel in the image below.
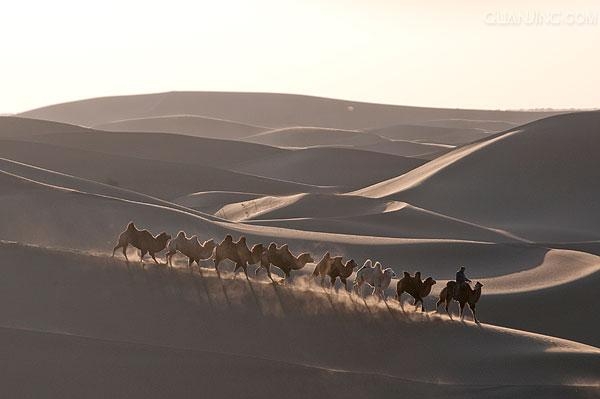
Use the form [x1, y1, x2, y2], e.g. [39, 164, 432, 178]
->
[454, 266, 471, 297]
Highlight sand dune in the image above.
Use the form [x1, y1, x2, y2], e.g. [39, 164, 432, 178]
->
[353, 111, 600, 241]
[0, 241, 597, 399]
[94, 114, 267, 139]
[232, 146, 425, 189]
[361, 139, 452, 159]
[420, 118, 518, 131]
[173, 191, 266, 213]
[19, 92, 559, 131]
[369, 123, 492, 146]
[242, 201, 522, 243]
[244, 126, 386, 147]
[0, 139, 319, 200]
[0, 116, 91, 138]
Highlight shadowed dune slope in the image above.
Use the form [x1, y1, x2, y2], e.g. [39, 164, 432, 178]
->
[353, 111, 600, 242]
[231, 147, 425, 189]
[360, 140, 452, 159]
[0, 242, 598, 399]
[94, 114, 267, 139]
[19, 91, 559, 130]
[0, 116, 92, 138]
[369, 123, 492, 145]
[0, 139, 320, 199]
[173, 191, 266, 213]
[242, 203, 522, 242]
[244, 126, 386, 147]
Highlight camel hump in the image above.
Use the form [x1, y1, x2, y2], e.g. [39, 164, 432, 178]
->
[375, 261, 382, 271]
[127, 221, 136, 230]
[224, 235, 233, 242]
[403, 271, 411, 279]
[238, 236, 247, 243]
[280, 244, 289, 253]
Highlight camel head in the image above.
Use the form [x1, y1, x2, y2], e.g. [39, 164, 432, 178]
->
[203, 239, 216, 251]
[297, 253, 314, 266]
[250, 243, 265, 263]
[156, 232, 172, 245]
[383, 268, 396, 278]
[338, 258, 357, 278]
[424, 277, 436, 286]
[346, 259, 358, 270]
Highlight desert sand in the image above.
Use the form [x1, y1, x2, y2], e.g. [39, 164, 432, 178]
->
[0, 93, 598, 398]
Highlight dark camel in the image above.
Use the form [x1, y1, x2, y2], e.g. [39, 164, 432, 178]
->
[437, 281, 483, 323]
[396, 272, 436, 312]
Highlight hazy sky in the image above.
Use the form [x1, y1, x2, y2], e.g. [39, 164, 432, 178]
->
[2, 0, 600, 112]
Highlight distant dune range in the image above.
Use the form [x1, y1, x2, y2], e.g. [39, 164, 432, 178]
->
[19, 91, 558, 130]
[93, 114, 267, 140]
[2, 93, 599, 396]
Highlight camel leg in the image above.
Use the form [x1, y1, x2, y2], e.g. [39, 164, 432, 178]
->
[151, 253, 159, 264]
[112, 244, 120, 257]
[188, 257, 194, 271]
[122, 244, 129, 261]
[340, 278, 348, 292]
[140, 250, 147, 268]
[469, 303, 479, 323]
[459, 302, 466, 320]
[445, 300, 452, 319]
[214, 258, 222, 278]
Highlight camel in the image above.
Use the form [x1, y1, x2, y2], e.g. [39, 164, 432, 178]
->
[437, 281, 483, 323]
[255, 243, 313, 282]
[311, 252, 336, 286]
[395, 272, 436, 312]
[353, 260, 396, 300]
[165, 231, 215, 270]
[313, 255, 357, 291]
[112, 222, 171, 265]
[329, 257, 357, 291]
[213, 235, 263, 278]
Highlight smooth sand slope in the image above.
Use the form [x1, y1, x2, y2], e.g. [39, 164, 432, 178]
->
[19, 91, 559, 131]
[2, 158, 599, 351]
[232, 146, 425, 190]
[0, 139, 320, 200]
[245, 126, 385, 147]
[353, 111, 600, 242]
[0, 242, 598, 399]
[369, 123, 492, 146]
[94, 114, 267, 139]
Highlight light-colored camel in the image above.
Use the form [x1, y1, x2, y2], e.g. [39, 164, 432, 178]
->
[437, 281, 483, 323]
[165, 231, 215, 270]
[112, 222, 171, 265]
[395, 272, 436, 312]
[255, 243, 313, 282]
[213, 235, 263, 278]
[353, 260, 396, 299]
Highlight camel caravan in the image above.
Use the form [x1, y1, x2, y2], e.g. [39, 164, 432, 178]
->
[112, 222, 483, 321]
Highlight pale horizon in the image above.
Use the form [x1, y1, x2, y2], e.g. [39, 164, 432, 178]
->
[3, 0, 600, 113]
